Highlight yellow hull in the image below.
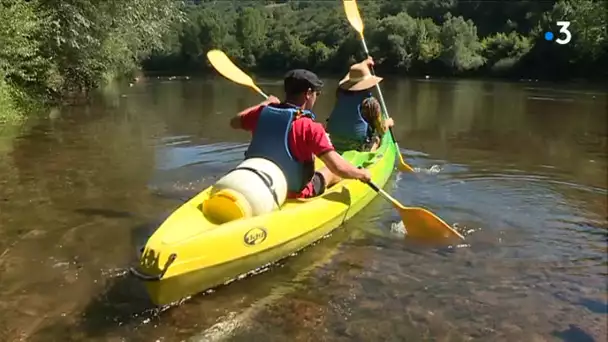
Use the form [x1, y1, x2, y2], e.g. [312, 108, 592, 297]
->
[131, 133, 397, 305]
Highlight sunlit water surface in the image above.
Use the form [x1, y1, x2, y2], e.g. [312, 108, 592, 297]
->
[0, 77, 606, 342]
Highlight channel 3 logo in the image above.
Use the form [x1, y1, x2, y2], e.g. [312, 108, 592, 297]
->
[544, 21, 572, 45]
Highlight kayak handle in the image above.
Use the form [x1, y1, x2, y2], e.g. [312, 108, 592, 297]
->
[129, 253, 177, 281]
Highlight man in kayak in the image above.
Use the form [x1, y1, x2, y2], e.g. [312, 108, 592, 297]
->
[230, 69, 371, 199]
[325, 57, 394, 153]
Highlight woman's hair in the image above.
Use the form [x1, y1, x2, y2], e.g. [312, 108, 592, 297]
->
[361, 97, 385, 135]
[336, 87, 385, 135]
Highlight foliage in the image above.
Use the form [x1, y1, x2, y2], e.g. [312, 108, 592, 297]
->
[0, 79, 21, 122]
[438, 13, 485, 72]
[482, 32, 532, 73]
[145, 0, 606, 80]
[0, 1, 44, 86]
[549, 0, 607, 61]
[0, 0, 183, 120]
[1, 0, 607, 120]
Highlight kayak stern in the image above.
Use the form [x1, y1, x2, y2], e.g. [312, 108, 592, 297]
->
[131, 133, 397, 306]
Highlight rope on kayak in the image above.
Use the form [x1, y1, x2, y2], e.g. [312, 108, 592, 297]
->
[231, 166, 281, 209]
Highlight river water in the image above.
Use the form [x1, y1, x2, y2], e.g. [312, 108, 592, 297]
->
[0, 77, 606, 342]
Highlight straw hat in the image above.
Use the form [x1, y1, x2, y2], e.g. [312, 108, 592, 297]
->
[338, 61, 383, 91]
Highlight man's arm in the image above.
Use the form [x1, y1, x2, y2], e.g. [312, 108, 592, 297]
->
[318, 150, 370, 181]
[230, 104, 259, 130]
[307, 122, 370, 182]
[230, 96, 280, 130]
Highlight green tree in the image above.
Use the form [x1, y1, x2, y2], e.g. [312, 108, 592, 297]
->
[373, 12, 419, 70]
[482, 32, 531, 73]
[439, 13, 485, 72]
[0, 1, 45, 87]
[0, 0, 48, 119]
[550, 0, 607, 61]
[180, 6, 238, 69]
[309, 41, 334, 69]
[236, 7, 268, 68]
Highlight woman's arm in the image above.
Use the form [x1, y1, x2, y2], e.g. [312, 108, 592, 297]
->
[383, 117, 394, 132]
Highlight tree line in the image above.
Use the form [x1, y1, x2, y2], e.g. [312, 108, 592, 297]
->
[147, 0, 607, 78]
[1, 0, 607, 121]
[0, 0, 181, 120]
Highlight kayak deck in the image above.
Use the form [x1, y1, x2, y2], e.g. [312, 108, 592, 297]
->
[132, 133, 397, 305]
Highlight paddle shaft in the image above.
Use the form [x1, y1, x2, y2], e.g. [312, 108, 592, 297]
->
[242, 80, 267, 99]
[255, 88, 269, 99]
[365, 180, 401, 208]
[360, 40, 387, 119]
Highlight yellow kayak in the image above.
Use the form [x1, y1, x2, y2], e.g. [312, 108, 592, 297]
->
[130, 132, 397, 306]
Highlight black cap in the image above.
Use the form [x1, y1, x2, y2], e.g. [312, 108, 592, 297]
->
[283, 69, 324, 95]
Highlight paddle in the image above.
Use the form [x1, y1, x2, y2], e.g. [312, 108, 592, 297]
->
[342, 0, 415, 173]
[365, 180, 465, 241]
[343, 2, 464, 242]
[206, 49, 269, 99]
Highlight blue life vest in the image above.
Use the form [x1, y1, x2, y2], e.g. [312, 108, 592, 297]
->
[244, 104, 316, 192]
[326, 90, 373, 152]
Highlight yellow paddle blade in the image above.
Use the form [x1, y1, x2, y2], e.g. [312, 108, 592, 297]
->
[392, 141, 416, 173]
[397, 152, 416, 173]
[206, 49, 266, 97]
[397, 206, 465, 241]
[367, 181, 463, 242]
[343, 0, 364, 34]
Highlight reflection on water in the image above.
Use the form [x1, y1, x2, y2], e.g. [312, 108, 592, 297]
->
[0, 77, 606, 342]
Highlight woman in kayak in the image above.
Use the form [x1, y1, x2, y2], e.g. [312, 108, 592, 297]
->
[325, 57, 394, 154]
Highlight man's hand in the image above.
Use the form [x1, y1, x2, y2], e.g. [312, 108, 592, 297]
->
[261, 95, 280, 106]
[319, 151, 371, 182]
[356, 168, 372, 183]
[364, 56, 375, 67]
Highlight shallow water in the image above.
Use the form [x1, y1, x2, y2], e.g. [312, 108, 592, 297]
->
[0, 77, 606, 342]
